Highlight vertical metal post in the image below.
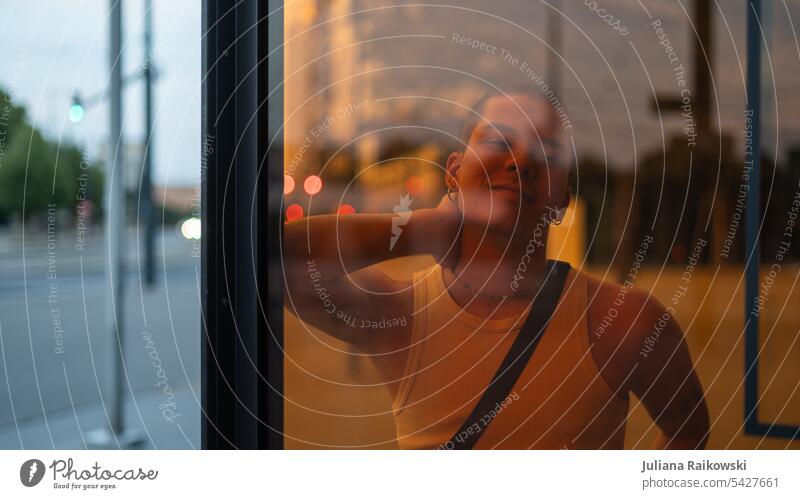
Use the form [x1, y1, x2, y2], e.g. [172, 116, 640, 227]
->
[232, 0, 259, 449]
[142, 0, 155, 286]
[694, 0, 712, 135]
[546, 0, 561, 96]
[260, 0, 285, 449]
[108, 0, 125, 438]
[202, 0, 235, 450]
[739, 0, 800, 441]
[86, 0, 143, 448]
[744, 0, 761, 435]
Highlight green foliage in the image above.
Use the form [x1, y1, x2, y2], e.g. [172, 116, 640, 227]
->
[0, 88, 28, 140]
[0, 124, 63, 218]
[0, 86, 103, 222]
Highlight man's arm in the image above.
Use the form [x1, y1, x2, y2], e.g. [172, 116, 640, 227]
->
[629, 301, 710, 449]
[283, 204, 459, 353]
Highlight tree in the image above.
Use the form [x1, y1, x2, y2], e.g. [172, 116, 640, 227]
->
[0, 86, 103, 223]
[0, 123, 67, 220]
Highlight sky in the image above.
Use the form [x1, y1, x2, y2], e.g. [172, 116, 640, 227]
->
[0, 0, 201, 187]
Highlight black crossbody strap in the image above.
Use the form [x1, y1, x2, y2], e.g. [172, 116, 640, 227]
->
[443, 260, 571, 450]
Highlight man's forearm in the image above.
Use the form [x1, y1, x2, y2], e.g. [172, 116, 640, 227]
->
[283, 208, 443, 285]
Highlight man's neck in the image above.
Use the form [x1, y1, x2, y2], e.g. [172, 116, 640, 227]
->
[450, 225, 549, 298]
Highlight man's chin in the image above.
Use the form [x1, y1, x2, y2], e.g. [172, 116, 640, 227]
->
[462, 200, 545, 235]
[485, 213, 527, 237]
[496, 206, 552, 234]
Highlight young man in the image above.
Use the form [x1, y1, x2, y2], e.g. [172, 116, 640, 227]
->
[284, 89, 710, 449]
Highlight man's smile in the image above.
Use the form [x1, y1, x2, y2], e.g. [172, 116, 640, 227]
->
[489, 183, 535, 203]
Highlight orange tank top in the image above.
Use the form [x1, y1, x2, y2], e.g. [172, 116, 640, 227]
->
[391, 263, 629, 449]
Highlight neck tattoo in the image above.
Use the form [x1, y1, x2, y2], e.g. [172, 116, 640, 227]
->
[445, 267, 546, 301]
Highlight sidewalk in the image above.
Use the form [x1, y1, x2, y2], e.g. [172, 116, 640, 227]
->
[0, 381, 200, 450]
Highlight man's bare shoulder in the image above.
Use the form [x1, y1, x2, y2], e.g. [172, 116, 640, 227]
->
[584, 273, 672, 392]
[582, 271, 708, 447]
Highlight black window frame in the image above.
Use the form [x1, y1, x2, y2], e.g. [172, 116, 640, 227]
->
[201, 0, 284, 449]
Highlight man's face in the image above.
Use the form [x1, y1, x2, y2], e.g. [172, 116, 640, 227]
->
[447, 94, 569, 236]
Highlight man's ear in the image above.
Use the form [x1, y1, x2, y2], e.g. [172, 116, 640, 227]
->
[445, 151, 462, 189]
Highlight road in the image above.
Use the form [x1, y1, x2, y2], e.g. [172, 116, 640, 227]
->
[0, 227, 200, 448]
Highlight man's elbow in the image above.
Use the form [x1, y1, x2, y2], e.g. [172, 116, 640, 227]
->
[660, 404, 711, 449]
[692, 410, 711, 449]
[661, 431, 709, 450]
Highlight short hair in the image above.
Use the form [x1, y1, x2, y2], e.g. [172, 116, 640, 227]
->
[458, 82, 562, 147]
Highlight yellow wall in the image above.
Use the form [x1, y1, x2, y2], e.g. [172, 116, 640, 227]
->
[547, 197, 586, 267]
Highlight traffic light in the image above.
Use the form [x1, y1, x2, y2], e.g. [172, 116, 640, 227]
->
[69, 94, 85, 123]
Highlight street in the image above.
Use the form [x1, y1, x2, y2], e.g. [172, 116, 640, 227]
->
[0, 227, 200, 448]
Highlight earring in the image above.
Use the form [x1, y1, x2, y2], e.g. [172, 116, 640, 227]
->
[551, 207, 566, 226]
[447, 184, 458, 201]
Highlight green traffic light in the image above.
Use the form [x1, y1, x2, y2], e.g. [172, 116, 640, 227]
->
[68, 103, 85, 123]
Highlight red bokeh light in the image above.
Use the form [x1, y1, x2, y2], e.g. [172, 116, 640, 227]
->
[286, 204, 303, 221]
[337, 204, 356, 215]
[405, 175, 424, 196]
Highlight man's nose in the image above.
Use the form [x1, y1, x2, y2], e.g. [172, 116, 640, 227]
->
[504, 146, 536, 180]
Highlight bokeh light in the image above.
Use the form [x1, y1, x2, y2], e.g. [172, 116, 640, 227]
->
[303, 175, 323, 195]
[286, 203, 304, 221]
[284, 175, 295, 195]
[405, 175, 424, 196]
[337, 204, 355, 215]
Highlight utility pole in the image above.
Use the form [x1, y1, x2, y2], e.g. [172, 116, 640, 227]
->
[693, 0, 712, 134]
[142, 0, 156, 286]
[107, 0, 126, 442]
[651, 0, 713, 137]
[546, 0, 562, 97]
[85, 0, 143, 449]
[647, 0, 732, 262]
